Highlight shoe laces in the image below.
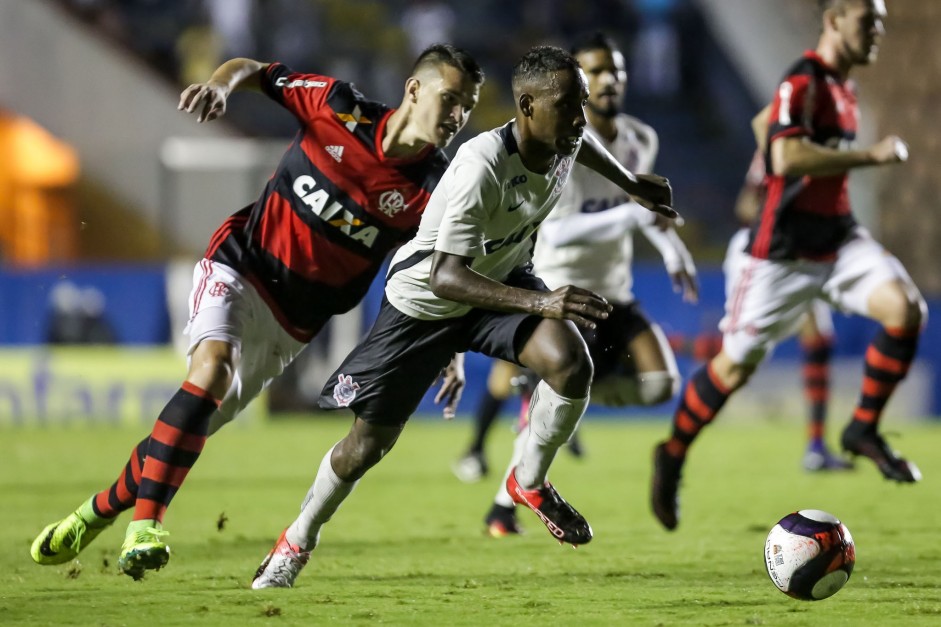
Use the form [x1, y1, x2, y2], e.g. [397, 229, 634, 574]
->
[284, 544, 309, 563]
[64, 516, 87, 550]
[52, 513, 88, 551]
[539, 485, 575, 519]
[129, 527, 170, 545]
[262, 542, 309, 585]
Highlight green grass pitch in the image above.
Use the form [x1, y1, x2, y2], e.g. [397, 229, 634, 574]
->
[3, 415, 941, 625]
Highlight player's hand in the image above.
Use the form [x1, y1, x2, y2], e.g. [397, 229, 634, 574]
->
[178, 81, 230, 123]
[631, 174, 678, 220]
[537, 285, 613, 330]
[670, 268, 699, 304]
[434, 353, 465, 420]
[870, 135, 909, 164]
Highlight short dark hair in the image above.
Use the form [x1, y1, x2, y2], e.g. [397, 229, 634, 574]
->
[570, 31, 620, 57]
[412, 44, 485, 85]
[511, 45, 581, 93]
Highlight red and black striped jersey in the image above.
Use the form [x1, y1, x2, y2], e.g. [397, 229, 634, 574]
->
[206, 63, 449, 342]
[748, 51, 858, 261]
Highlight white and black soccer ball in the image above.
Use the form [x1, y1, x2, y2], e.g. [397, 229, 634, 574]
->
[764, 509, 855, 601]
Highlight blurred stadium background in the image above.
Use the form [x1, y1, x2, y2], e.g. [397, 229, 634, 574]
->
[0, 0, 938, 429]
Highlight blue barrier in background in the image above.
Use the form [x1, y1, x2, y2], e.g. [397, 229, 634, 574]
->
[1, 263, 936, 414]
[0, 265, 170, 345]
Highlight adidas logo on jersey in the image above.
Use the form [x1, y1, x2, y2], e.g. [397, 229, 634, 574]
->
[325, 145, 344, 162]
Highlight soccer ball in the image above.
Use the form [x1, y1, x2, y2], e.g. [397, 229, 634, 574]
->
[764, 509, 855, 601]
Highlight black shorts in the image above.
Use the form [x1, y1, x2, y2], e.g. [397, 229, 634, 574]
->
[319, 297, 542, 425]
[580, 301, 653, 380]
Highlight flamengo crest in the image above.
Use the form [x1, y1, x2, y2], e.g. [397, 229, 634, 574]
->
[378, 190, 406, 217]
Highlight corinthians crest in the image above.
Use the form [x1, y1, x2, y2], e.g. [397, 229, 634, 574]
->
[333, 373, 361, 407]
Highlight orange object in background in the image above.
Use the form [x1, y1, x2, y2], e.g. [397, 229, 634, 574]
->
[0, 110, 79, 265]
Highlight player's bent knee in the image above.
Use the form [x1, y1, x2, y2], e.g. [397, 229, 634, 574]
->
[590, 371, 677, 407]
[637, 371, 678, 405]
[906, 296, 927, 331]
[556, 355, 593, 396]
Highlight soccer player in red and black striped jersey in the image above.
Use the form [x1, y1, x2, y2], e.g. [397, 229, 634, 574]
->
[30, 44, 484, 578]
[651, 0, 926, 531]
[727, 148, 851, 472]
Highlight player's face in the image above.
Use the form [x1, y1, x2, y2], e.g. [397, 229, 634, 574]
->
[530, 68, 589, 156]
[576, 48, 627, 118]
[835, 0, 887, 65]
[415, 64, 480, 148]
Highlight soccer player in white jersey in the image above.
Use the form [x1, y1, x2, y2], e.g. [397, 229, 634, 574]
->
[480, 32, 699, 537]
[251, 45, 676, 589]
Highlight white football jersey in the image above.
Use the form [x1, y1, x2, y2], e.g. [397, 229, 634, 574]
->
[532, 114, 658, 303]
[386, 121, 576, 320]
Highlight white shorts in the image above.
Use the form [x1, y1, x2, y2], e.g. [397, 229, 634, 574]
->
[720, 227, 914, 365]
[185, 259, 307, 432]
[723, 228, 834, 340]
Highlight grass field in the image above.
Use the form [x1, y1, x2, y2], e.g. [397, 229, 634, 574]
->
[3, 415, 941, 626]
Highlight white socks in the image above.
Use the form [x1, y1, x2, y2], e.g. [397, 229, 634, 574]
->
[513, 380, 588, 489]
[494, 427, 528, 507]
[285, 444, 358, 551]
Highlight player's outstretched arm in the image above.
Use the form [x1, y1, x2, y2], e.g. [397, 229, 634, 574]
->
[751, 104, 772, 152]
[640, 223, 699, 304]
[771, 134, 908, 178]
[538, 203, 638, 248]
[178, 58, 270, 123]
[574, 133, 677, 220]
[429, 252, 611, 329]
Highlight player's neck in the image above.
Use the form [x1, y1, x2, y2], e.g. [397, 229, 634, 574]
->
[816, 41, 853, 80]
[381, 108, 429, 159]
[512, 121, 555, 174]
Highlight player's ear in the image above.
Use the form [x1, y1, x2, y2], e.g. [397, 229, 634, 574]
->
[405, 77, 421, 103]
[822, 5, 841, 32]
[518, 93, 534, 118]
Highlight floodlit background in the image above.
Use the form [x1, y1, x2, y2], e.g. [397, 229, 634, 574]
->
[0, 0, 938, 428]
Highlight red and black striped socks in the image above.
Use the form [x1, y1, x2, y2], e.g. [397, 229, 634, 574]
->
[848, 326, 919, 430]
[132, 382, 220, 523]
[90, 437, 149, 520]
[801, 335, 833, 442]
[664, 365, 731, 458]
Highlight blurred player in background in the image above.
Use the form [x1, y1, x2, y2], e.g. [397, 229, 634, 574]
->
[450, 359, 541, 484]
[652, 0, 926, 532]
[474, 32, 697, 537]
[251, 45, 676, 589]
[728, 148, 852, 472]
[30, 44, 485, 579]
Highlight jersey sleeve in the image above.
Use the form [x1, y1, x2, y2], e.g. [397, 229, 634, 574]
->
[435, 156, 501, 258]
[767, 72, 815, 144]
[261, 63, 335, 123]
[624, 201, 657, 229]
[635, 122, 659, 174]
